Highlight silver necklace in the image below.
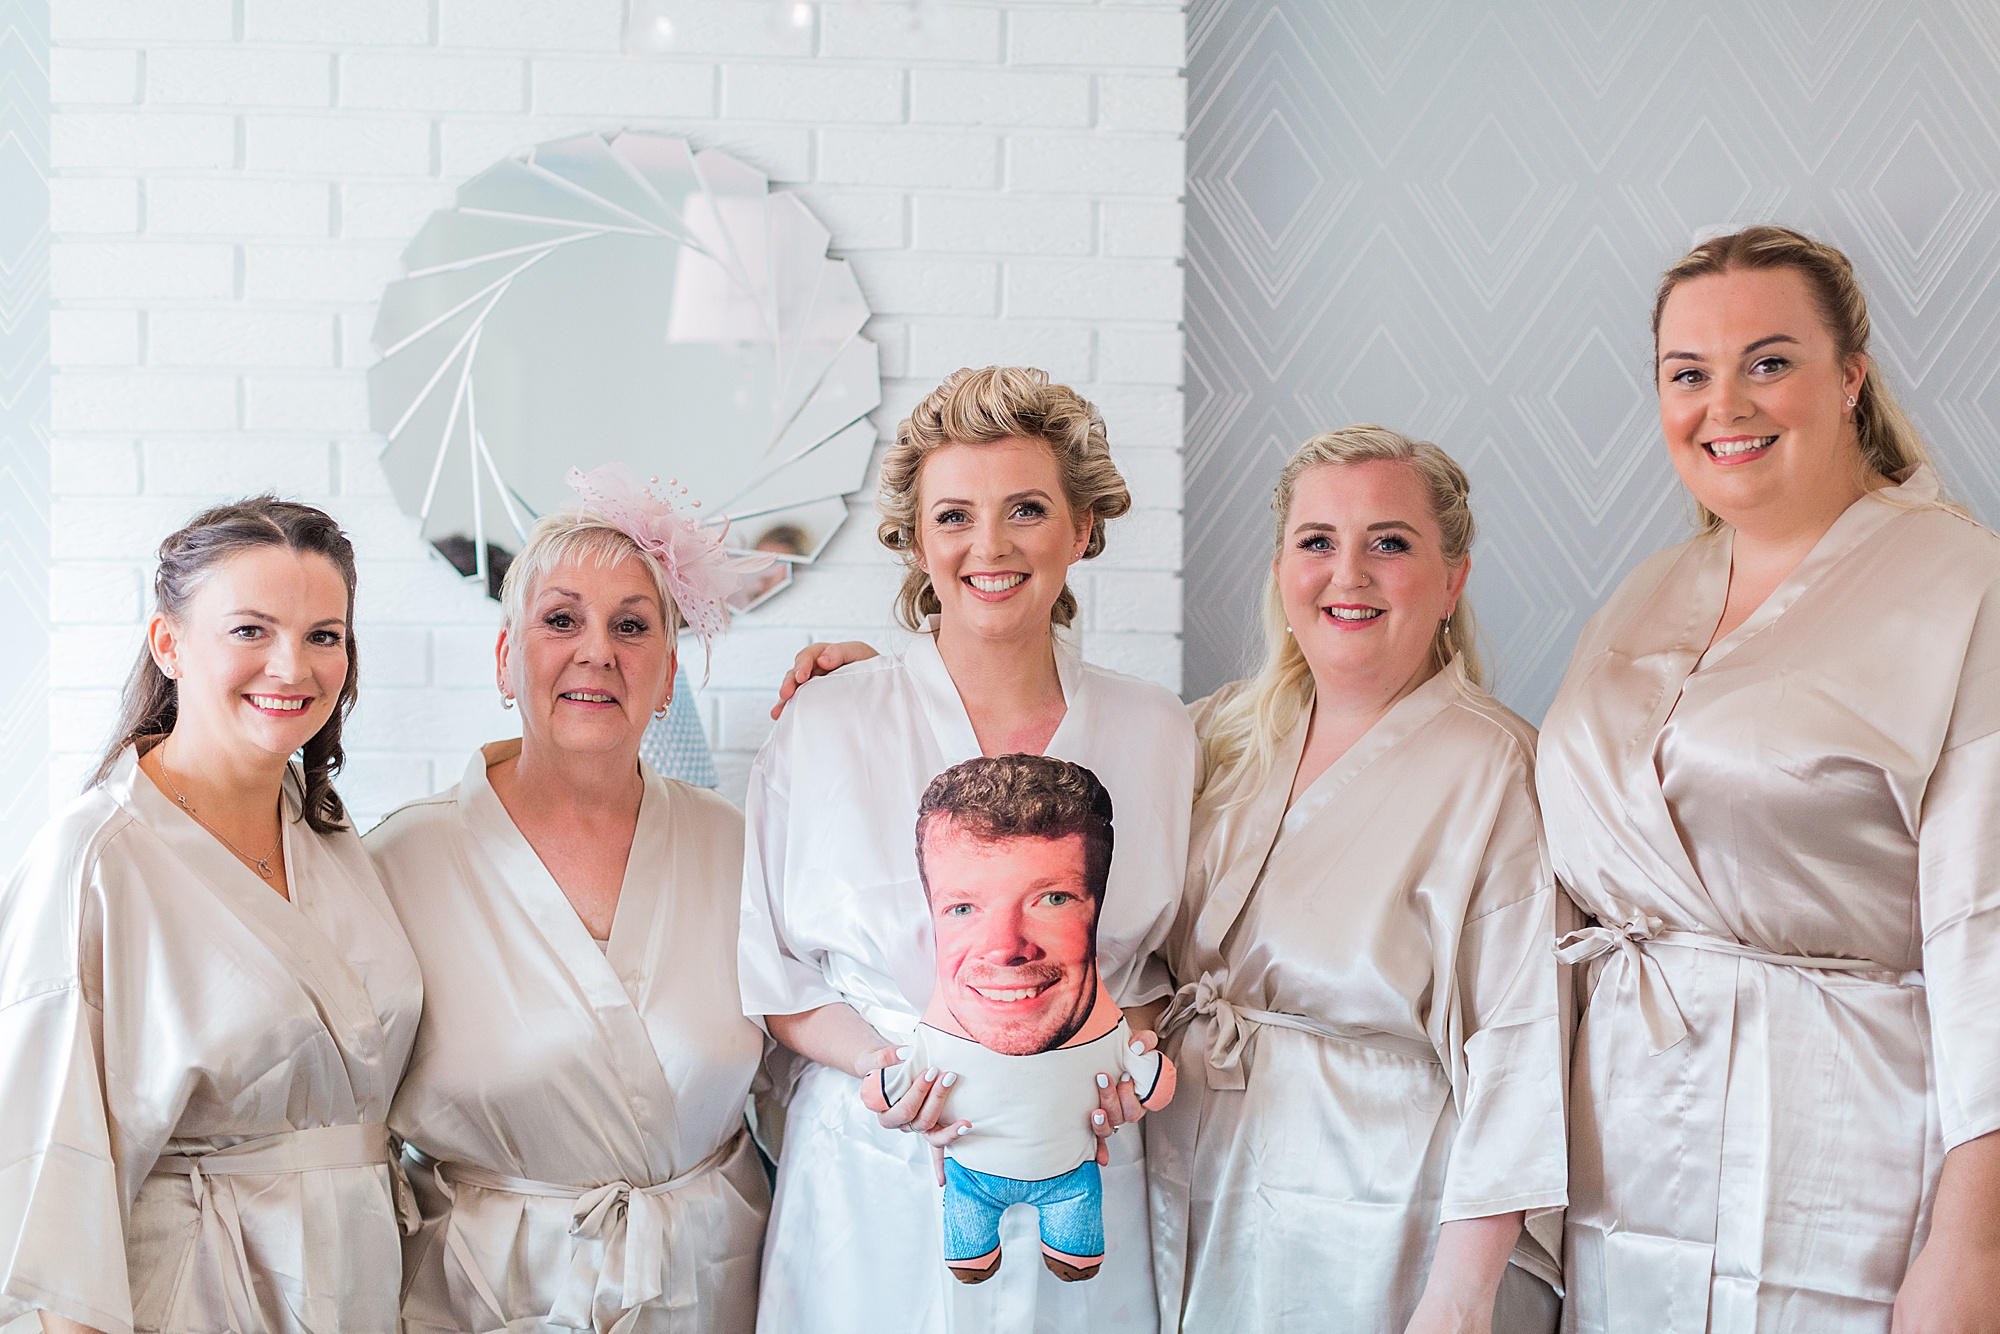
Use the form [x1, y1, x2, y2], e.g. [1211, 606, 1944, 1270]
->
[157, 744, 282, 881]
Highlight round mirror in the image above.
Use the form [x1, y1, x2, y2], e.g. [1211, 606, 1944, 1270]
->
[368, 131, 881, 610]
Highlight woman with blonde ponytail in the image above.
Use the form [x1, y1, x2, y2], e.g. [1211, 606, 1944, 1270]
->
[1538, 226, 2000, 1332]
[1146, 425, 1564, 1334]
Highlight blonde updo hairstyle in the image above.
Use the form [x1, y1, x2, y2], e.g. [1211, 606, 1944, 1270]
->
[497, 509, 681, 669]
[877, 366, 1132, 632]
[1199, 424, 1483, 800]
[1653, 225, 1941, 532]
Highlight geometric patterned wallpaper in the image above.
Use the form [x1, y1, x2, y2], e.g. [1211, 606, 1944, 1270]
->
[0, 0, 47, 869]
[1184, 0, 2000, 717]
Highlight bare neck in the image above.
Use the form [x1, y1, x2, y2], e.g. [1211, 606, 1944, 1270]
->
[933, 620, 1068, 757]
[1290, 657, 1440, 804]
[149, 725, 290, 825]
[494, 739, 645, 831]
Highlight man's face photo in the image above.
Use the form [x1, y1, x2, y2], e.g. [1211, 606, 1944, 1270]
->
[922, 820, 1101, 1056]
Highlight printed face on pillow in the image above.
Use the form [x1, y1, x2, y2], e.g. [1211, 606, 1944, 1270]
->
[922, 824, 1100, 1055]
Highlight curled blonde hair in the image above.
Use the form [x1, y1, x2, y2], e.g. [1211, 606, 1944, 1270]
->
[498, 508, 682, 641]
[1653, 225, 1943, 531]
[877, 366, 1132, 631]
[1199, 425, 1482, 800]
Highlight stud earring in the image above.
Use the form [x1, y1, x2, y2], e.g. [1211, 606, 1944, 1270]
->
[1846, 395, 1858, 409]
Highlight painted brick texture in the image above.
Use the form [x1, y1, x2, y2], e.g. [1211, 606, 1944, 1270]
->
[49, 0, 1187, 818]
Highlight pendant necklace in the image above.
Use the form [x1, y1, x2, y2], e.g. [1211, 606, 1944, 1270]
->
[157, 743, 283, 881]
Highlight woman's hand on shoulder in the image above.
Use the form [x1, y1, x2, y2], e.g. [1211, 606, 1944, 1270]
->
[770, 641, 881, 719]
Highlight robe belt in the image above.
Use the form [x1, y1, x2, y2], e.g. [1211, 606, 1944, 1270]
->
[1557, 905, 1915, 1057]
[150, 1121, 404, 1334]
[1161, 972, 1440, 1090]
[434, 1130, 744, 1334]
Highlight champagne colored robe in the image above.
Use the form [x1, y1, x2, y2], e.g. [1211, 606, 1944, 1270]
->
[1537, 468, 2000, 1332]
[0, 747, 422, 1334]
[738, 630, 1197, 1334]
[368, 743, 769, 1334]
[1148, 659, 1568, 1334]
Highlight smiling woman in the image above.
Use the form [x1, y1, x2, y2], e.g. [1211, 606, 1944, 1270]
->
[366, 492, 770, 1334]
[1538, 226, 2000, 1333]
[739, 366, 1197, 1334]
[0, 497, 422, 1334]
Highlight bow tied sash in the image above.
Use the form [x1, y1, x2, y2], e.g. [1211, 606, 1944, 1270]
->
[150, 1121, 399, 1334]
[1161, 972, 1438, 1090]
[1556, 902, 1912, 1056]
[437, 1131, 743, 1334]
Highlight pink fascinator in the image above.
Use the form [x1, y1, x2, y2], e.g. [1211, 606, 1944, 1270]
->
[566, 463, 775, 667]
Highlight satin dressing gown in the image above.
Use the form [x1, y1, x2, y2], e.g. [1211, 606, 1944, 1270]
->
[738, 630, 1197, 1334]
[368, 743, 769, 1334]
[1538, 467, 2000, 1332]
[1148, 659, 1568, 1333]
[0, 747, 422, 1334]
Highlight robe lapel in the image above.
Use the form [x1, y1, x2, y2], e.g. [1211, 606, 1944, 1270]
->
[1191, 661, 1461, 963]
[113, 749, 390, 1101]
[457, 746, 683, 1169]
[904, 631, 984, 764]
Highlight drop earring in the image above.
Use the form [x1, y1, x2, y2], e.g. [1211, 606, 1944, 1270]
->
[654, 699, 671, 719]
[500, 693, 514, 710]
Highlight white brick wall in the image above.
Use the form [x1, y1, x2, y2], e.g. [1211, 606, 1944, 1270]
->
[49, 0, 1187, 818]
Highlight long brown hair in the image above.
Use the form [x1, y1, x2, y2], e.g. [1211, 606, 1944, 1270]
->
[92, 496, 362, 834]
[1652, 226, 1941, 531]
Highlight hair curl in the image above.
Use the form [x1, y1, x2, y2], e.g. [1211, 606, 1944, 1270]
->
[876, 366, 1131, 631]
[1653, 225, 1943, 531]
[1199, 425, 1483, 800]
[92, 497, 361, 835]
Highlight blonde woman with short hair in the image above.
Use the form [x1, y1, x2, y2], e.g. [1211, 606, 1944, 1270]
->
[367, 467, 769, 1334]
[739, 366, 1197, 1333]
[1538, 226, 2000, 1331]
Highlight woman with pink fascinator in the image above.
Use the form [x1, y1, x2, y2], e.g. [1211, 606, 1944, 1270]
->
[366, 467, 773, 1334]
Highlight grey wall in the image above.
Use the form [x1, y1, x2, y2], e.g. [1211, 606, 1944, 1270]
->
[1184, 0, 2000, 717]
[0, 0, 47, 866]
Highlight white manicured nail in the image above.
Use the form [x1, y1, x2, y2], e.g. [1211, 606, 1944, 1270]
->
[1096, 1073, 1110, 1089]
[1093, 1111, 1106, 1125]
[956, 1124, 970, 1136]
[922, 1067, 937, 1081]
[942, 1072, 957, 1088]
[895, 1046, 912, 1061]
[1130, 1040, 1145, 1054]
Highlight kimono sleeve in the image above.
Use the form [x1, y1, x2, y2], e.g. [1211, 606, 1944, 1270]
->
[1920, 580, 2000, 1151]
[1437, 751, 1567, 1284]
[737, 723, 844, 1020]
[0, 821, 137, 1334]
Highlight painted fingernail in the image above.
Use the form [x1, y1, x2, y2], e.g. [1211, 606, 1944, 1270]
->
[1093, 1111, 1106, 1125]
[895, 1046, 912, 1060]
[942, 1072, 957, 1087]
[956, 1124, 970, 1136]
[1096, 1073, 1110, 1089]
[1130, 1040, 1145, 1054]
[1121, 1074, 1133, 1085]
[922, 1067, 937, 1081]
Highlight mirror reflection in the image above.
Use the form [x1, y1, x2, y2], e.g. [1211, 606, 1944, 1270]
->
[368, 131, 881, 611]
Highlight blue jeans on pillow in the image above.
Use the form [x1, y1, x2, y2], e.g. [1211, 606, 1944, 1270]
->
[941, 1158, 1104, 1261]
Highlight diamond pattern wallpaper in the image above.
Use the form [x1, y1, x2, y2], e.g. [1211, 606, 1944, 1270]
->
[1184, 0, 2000, 717]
